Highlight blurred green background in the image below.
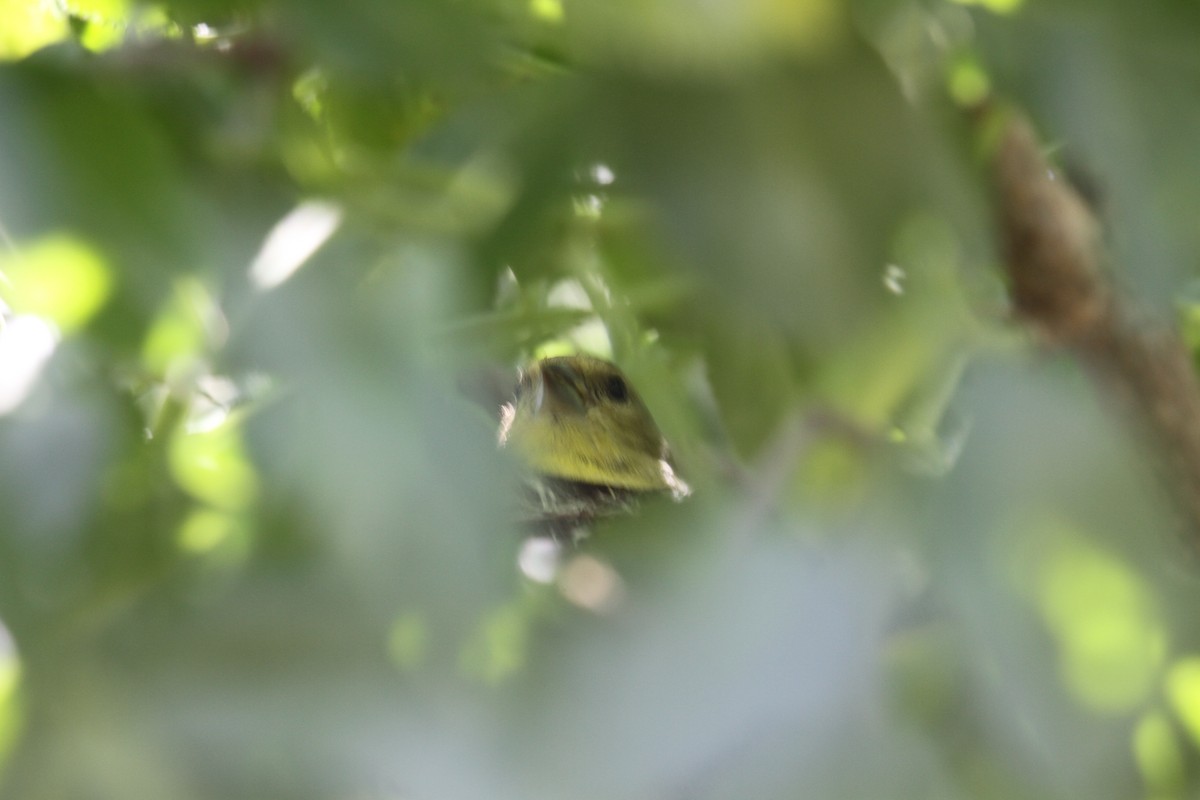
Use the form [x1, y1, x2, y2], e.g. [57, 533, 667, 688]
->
[1, 0, 1200, 798]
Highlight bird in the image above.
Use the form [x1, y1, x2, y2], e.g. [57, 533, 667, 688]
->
[498, 354, 689, 541]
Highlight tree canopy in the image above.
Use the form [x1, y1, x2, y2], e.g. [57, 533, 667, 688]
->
[2, 1, 1200, 798]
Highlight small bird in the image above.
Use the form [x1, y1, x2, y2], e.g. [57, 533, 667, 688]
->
[498, 355, 689, 540]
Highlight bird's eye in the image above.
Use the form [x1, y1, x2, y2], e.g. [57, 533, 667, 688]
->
[604, 375, 629, 403]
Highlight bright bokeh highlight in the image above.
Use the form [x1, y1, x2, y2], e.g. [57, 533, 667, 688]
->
[1034, 524, 1165, 711]
[0, 0, 69, 59]
[65, 0, 132, 51]
[0, 235, 112, 332]
[949, 0, 1024, 14]
[948, 55, 991, 107]
[529, 0, 563, 23]
[0, 315, 58, 416]
[249, 201, 343, 290]
[0, 621, 18, 762]
[170, 418, 259, 511]
[1166, 658, 1200, 748]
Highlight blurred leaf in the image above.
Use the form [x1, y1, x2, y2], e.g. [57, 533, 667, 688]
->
[0, 1, 1198, 798]
[1167, 658, 1200, 749]
[0, 60, 196, 331]
[1133, 710, 1185, 795]
[510, 530, 908, 799]
[563, 0, 847, 72]
[0, 0, 69, 60]
[0, 234, 112, 332]
[1031, 521, 1166, 711]
[141, 279, 223, 376]
[170, 418, 258, 511]
[276, 0, 501, 86]
[0, 648, 19, 764]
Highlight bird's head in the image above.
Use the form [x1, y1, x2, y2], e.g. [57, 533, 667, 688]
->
[499, 355, 686, 495]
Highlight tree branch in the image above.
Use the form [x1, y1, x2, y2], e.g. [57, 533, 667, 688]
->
[987, 108, 1200, 551]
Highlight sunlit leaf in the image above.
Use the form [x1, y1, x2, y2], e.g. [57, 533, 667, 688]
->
[65, 0, 133, 51]
[0, 0, 68, 60]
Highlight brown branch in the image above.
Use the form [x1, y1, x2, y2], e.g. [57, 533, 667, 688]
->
[986, 108, 1200, 550]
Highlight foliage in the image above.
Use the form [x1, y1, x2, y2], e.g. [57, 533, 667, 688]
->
[1, 1, 1199, 798]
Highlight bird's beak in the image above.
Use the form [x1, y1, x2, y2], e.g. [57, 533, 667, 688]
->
[538, 361, 587, 414]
